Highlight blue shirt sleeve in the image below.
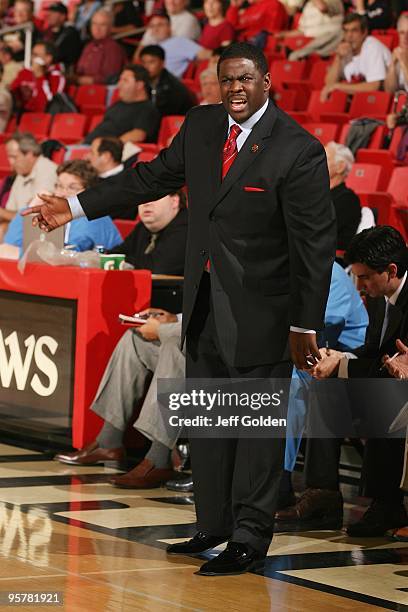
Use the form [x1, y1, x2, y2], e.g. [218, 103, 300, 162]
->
[67, 217, 122, 252]
[4, 213, 23, 248]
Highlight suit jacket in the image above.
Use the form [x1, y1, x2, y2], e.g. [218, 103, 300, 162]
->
[109, 208, 187, 275]
[349, 277, 408, 377]
[79, 100, 336, 366]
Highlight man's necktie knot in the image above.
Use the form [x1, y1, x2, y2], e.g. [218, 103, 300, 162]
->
[222, 124, 242, 179]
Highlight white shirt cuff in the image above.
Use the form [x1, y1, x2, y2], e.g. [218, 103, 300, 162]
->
[67, 195, 86, 219]
[176, 313, 183, 322]
[338, 353, 357, 379]
[290, 326, 316, 334]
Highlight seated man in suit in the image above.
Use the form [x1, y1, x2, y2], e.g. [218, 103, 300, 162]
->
[284, 226, 408, 537]
[55, 309, 186, 488]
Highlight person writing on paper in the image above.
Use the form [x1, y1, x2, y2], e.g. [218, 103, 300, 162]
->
[308, 226, 408, 538]
[383, 339, 408, 379]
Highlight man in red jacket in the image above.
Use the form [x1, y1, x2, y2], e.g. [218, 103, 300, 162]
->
[226, 0, 288, 44]
[11, 41, 65, 113]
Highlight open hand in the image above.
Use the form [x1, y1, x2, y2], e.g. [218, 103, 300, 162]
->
[21, 193, 72, 232]
[383, 339, 408, 379]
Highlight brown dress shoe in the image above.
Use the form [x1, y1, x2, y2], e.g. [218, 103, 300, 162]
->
[54, 441, 125, 469]
[109, 458, 178, 489]
[275, 488, 343, 525]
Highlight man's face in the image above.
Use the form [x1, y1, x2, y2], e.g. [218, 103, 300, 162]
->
[203, 0, 222, 19]
[91, 12, 111, 40]
[14, 1, 31, 24]
[86, 138, 105, 172]
[118, 69, 140, 102]
[46, 10, 66, 28]
[6, 141, 36, 176]
[139, 194, 179, 232]
[352, 262, 395, 298]
[218, 57, 270, 123]
[140, 54, 164, 79]
[32, 44, 52, 69]
[164, 0, 185, 15]
[343, 21, 367, 53]
[54, 172, 85, 198]
[398, 18, 408, 51]
[201, 74, 221, 104]
[148, 16, 171, 41]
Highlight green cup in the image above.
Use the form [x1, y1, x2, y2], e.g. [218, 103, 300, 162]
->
[99, 254, 126, 270]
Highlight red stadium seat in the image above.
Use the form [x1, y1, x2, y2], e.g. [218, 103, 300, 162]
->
[158, 115, 184, 148]
[281, 35, 312, 51]
[50, 113, 87, 144]
[305, 89, 348, 122]
[87, 114, 104, 135]
[19, 113, 52, 140]
[65, 146, 90, 160]
[303, 123, 339, 145]
[346, 163, 382, 193]
[286, 60, 332, 102]
[356, 149, 395, 191]
[75, 85, 107, 115]
[396, 93, 408, 114]
[0, 117, 17, 143]
[389, 126, 408, 163]
[372, 34, 394, 50]
[349, 91, 392, 119]
[269, 60, 307, 91]
[273, 89, 299, 111]
[359, 192, 393, 225]
[387, 167, 408, 205]
[51, 148, 66, 164]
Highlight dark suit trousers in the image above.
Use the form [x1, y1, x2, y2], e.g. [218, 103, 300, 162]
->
[186, 273, 291, 557]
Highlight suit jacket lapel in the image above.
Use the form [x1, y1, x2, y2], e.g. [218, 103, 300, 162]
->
[210, 100, 278, 213]
[204, 109, 228, 198]
[381, 279, 408, 347]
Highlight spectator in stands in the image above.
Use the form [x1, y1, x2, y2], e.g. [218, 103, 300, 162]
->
[84, 65, 161, 144]
[0, 45, 22, 88]
[2, 159, 121, 256]
[74, 0, 102, 41]
[75, 8, 127, 85]
[0, 64, 12, 132]
[0, 0, 13, 28]
[0, 133, 57, 240]
[325, 141, 361, 251]
[164, 0, 201, 40]
[11, 41, 65, 113]
[355, 0, 392, 31]
[283, 0, 344, 61]
[199, 66, 221, 104]
[198, 0, 235, 50]
[226, 0, 288, 45]
[137, 14, 211, 79]
[43, 2, 82, 67]
[385, 13, 408, 94]
[2, 0, 40, 62]
[111, 0, 143, 35]
[54, 309, 185, 490]
[139, 45, 196, 115]
[321, 13, 391, 101]
[87, 136, 124, 179]
[109, 191, 188, 273]
[304, 227, 408, 537]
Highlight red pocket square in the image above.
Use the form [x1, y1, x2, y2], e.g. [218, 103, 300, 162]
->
[244, 186, 265, 192]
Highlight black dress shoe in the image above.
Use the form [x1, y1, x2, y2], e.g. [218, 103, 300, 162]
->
[197, 542, 264, 576]
[166, 531, 228, 555]
[347, 499, 408, 537]
[166, 475, 194, 492]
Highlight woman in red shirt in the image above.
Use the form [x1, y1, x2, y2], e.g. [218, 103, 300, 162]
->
[198, 0, 235, 50]
[226, 0, 288, 44]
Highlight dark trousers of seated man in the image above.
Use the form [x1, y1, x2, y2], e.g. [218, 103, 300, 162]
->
[186, 273, 291, 557]
[305, 437, 405, 503]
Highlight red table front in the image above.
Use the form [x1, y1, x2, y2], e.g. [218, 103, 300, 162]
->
[0, 260, 151, 448]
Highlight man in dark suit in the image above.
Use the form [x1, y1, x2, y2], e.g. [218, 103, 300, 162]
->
[291, 226, 408, 537]
[24, 42, 336, 576]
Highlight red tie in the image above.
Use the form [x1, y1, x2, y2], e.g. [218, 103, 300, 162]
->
[222, 124, 242, 179]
